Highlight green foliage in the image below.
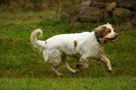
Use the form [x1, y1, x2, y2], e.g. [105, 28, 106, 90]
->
[0, 11, 136, 89]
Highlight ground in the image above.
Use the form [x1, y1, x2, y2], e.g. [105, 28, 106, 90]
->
[0, 11, 136, 90]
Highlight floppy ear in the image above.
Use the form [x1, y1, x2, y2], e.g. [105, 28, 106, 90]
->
[94, 26, 107, 38]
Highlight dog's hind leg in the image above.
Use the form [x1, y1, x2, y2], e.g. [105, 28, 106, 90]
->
[50, 57, 63, 76]
[62, 55, 78, 73]
[51, 65, 63, 76]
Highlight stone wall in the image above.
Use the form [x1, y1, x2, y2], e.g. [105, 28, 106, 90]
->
[67, 0, 136, 26]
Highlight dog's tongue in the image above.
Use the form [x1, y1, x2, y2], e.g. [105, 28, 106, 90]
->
[108, 39, 114, 43]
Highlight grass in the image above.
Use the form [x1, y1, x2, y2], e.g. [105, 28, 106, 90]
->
[0, 11, 136, 90]
[0, 76, 136, 90]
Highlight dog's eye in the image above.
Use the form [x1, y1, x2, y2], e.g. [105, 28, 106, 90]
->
[108, 29, 111, 33]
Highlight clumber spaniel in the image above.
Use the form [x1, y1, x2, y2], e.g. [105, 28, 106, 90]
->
[30, 23, 118, 76]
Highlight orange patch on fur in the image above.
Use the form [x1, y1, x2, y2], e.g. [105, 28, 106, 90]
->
[73, 40, 77, 49]
[103, 28, 111, 36]
[45, 41, 47, 44]
[94, 26, 111, 38]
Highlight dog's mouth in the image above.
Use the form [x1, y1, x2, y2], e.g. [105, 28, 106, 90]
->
[106, 38, 116, 43]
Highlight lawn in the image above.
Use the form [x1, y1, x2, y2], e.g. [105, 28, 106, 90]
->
[0, 11, 136, 90]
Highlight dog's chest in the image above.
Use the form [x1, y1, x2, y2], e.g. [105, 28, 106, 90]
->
[87, 44, 102, 58]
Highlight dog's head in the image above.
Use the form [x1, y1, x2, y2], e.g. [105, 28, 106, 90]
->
[94, 23, 118, 43]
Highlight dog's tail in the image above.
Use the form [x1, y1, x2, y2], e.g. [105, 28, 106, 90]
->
[30, 29, 45, 50]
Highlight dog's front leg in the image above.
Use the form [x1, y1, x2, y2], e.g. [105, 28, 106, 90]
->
[76, 57, 89, 69]
[99, 55, 113, 73]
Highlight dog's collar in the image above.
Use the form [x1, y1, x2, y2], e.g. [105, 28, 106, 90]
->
[96, 37, 101, 44]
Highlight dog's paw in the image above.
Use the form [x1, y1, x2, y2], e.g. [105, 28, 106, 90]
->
[75, 64, 82, 68]
[57, 73, 63, 76]
[108, 70, 113, 73]
[73, 70, 78, 73]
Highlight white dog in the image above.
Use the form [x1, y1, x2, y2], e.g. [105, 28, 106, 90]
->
[30, 23, 118, 76]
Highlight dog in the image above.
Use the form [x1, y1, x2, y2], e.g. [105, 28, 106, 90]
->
[30, 23, 118, 76]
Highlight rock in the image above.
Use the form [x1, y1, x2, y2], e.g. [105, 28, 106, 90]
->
[77, 5, 89, 14]
[95, 0, 113, 3]
[132, 11, 136, 17]
[132, 17, 136, 26]
[116, 22, 133, 30]
[77, 0, 92, 13]
[95, 0, 105, 2]
[103, 10, 109, 19]
[74, 22, 81, 26]
[67, 14, 79, 23]
[80, 0, 92, 7]
[105, 2, 117, 11]
[79, 7, 103, 22]
[92, 1, 105, 8]
[115, 0, 136, 8]
[78, 0, 92, 14]
[113, 8, 132, 20]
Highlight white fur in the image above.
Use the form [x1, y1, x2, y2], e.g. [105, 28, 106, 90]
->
[31, 30, 100, 62]
[104, 23, 116, 39]
[30, 24, 116, 75]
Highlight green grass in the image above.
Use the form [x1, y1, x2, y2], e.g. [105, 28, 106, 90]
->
[0, 76, 136, 90]
[0, 11, 136, 90]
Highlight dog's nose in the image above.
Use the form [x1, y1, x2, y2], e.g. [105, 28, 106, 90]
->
[115, 33, 118, 38]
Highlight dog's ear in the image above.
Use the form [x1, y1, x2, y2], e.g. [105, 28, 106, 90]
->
[94, 26, 107, 38]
